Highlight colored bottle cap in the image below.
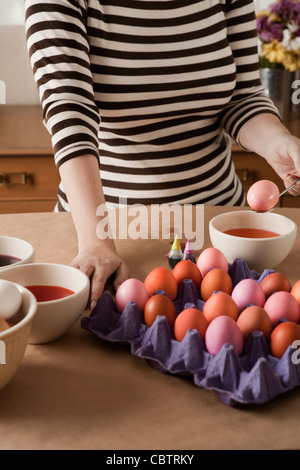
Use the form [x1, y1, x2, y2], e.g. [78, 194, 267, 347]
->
[184, 239, 193, 254]
[171, 235, 181, 252]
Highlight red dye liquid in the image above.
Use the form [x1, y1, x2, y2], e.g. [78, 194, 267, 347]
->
[0, 254, 21, 267]
[25, 285, 75, 302]
[224, 228, 280, 238]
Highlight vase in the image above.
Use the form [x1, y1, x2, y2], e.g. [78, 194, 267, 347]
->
[260, 68, 300, 121]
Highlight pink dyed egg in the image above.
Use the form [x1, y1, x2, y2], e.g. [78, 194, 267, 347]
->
[205, 315, 244, 356]
[231, 278, 265, 313]
[115, 278, 149, 313]
[264, 290, 300, 327]
[247, 180, 280, 212]
[197, 247, 228, 278]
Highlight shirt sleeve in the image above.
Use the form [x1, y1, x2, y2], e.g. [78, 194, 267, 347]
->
[25, 0, 100, 168]
[219, 0, 281, 146]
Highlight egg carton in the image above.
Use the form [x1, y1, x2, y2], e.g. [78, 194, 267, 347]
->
[81, 258, 300, 406]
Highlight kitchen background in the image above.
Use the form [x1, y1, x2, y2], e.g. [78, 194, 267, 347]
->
[0, 0, 272, 105]
[2, 0, 300, 214]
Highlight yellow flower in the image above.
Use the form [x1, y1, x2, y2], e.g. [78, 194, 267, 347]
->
[256, 9, 270, 18]
[262, 41, 285, 63]
[269, 14, 282, 23]
[282, 51, 300, 71]
[261, 40, 300, 71]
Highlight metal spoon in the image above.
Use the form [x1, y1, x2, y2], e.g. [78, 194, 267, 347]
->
[255, 177, 300, 213]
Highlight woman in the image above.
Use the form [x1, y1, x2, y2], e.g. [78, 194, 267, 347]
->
[25, 0, 300, 306]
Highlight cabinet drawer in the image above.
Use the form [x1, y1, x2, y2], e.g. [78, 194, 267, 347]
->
[0, 155, 60, 213]
[0, 155, 59, 199]
[281, 194, 300, 208]
[0, 199, 57, 214]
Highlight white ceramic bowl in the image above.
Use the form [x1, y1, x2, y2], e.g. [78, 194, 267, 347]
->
[209, 210, 297, 272]
[0, 263, 90, 344]
[0, 235, 35, 271]
[0, 284, 37, 390]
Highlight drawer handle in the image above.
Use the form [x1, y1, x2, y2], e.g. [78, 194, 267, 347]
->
[236, 168, 251, 182]
[0, 172, 29, 186]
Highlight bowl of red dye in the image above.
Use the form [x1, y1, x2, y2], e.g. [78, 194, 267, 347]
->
[0, 263, 90, 344]
[0, 236, 35, 271]
[209, 210, 297, 271]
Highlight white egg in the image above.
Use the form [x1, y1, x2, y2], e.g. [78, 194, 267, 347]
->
[0, 280, 22, 320]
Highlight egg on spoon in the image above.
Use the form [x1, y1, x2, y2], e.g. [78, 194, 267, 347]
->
[246, 180, 280, 212]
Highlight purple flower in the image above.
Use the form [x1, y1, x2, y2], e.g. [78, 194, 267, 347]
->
[291, 3, 300, 26]
[270, 0, 295, 22]
[257, 15, 285, 42]
[270, 0, 300, 26]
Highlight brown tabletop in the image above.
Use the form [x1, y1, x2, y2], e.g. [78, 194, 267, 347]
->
[0, 206, 299, 450]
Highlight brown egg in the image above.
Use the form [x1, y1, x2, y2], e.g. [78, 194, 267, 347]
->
[291, 280, 300, 306]
[0, 317, 10, 333]
[144, 293, 177, 327]
[172, 260, 202, 289]
[237, 305, 272, 341]
[260, 272, 291, 298]
[174, 307, 208, 342]
[144, 267, 178, 300]
[270, 321, 300, 359]
[200, 268, 233, 301]
[202, 291, 239, 324]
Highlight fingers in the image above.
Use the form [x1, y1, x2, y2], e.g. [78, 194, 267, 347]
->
[113, 261, 130, 292]
[71, 254, 129, 310]
[89, 260, 130, 309]
[89, 264, 129, 309]
[89, 270, 108, 308]
[283, 174, 300, 196]
[70, 260, 94, 278]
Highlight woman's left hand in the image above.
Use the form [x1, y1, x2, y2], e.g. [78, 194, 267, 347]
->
[264, 133, 300, 196]
[238, 113, 300, 196]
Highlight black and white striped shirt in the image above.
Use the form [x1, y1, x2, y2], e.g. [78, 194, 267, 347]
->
[25, 0, 279, 211]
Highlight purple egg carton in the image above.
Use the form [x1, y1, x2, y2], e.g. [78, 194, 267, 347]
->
[81, 258, 300, 406]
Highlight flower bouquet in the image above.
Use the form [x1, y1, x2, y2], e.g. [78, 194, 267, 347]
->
[256, 1, 300, 120]
[257, 0, 300, 72]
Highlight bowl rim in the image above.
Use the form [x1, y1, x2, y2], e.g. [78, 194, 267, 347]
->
[0, 284, 37, 340]
[0, 235, 35, 266]
[0, 262, 90, 305]
[209, 210, 297, 241]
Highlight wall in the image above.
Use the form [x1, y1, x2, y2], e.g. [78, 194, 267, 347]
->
[254, 0, 273, 10]
[0, 0, 272, 105]
[0, 0, 40, 105]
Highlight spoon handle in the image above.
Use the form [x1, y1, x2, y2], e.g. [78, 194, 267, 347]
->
[279, 177, 300, 197]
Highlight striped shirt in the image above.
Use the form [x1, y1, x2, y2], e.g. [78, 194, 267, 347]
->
[25, 0, 279, 211]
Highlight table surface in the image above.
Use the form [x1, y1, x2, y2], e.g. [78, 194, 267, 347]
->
[0, 206, 300, 450]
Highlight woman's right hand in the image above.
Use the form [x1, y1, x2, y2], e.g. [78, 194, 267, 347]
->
[71, 237, 129, 309]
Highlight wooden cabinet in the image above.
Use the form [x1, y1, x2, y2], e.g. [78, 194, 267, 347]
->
[0, 106, 60, 214]
[0, 106, 300, 213]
